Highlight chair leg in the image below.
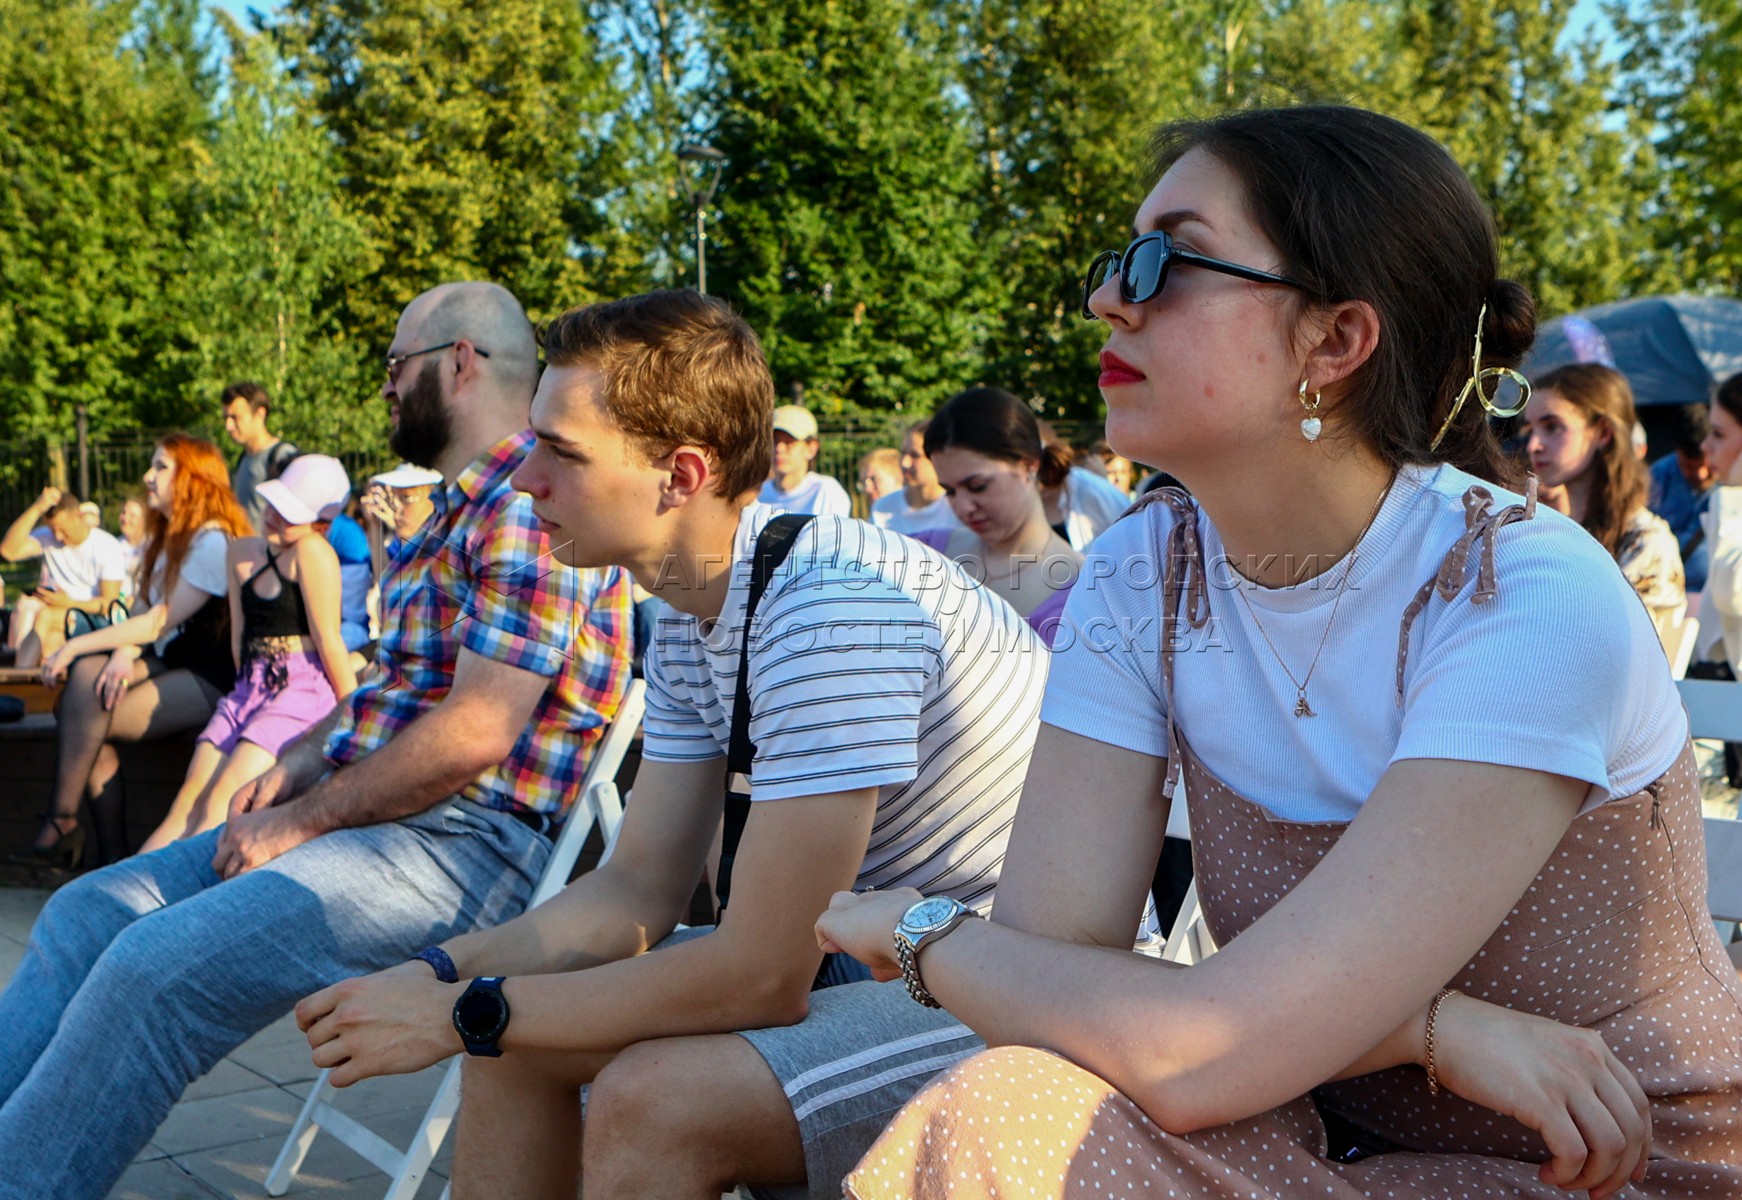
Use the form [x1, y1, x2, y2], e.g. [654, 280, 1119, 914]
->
[266, 1067, 337, 1195]
[383, 1059, 463, 1200]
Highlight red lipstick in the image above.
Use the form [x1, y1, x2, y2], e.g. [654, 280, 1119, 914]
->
[1098, 350, 1146, 388]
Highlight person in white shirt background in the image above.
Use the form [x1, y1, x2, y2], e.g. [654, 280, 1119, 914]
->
[1, 487, 128, 669]
[1036, 418, 1133, 547]
[871, 418, 960, 534]
[117, 496, 146, 601]
[758, 404, 852, 516]
[857, 447, 903, 520]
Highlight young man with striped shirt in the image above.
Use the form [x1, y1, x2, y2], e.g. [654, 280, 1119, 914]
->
[298, 289, 1052, 1197]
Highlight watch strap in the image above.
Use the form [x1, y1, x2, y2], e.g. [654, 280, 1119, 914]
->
[412, 946, 458, 984]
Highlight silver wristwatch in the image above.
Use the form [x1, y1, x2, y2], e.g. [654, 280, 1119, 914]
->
[893, 896, 980, 1008]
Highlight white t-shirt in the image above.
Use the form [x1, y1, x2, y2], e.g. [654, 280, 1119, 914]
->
[1043, 463, 1685, 821]
[31, 527, 127, 600]
[145, 526, 231, 653]
[119, 541, 142, 599]
[758, 472, 852, 518]
[643, 505, 1049, 910]
[144, 527, 231, 607]
[1058, 467, 1133, 549]
[871, 490, 959, 534]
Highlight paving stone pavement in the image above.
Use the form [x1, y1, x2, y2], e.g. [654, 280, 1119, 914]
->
[0, 888, 453, 1200]
[0, 888, 754, 1200]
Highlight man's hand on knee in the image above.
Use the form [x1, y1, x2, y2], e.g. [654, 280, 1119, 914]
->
[225, 761, 301, 823]
[297, 962, 463, 1087]
[211, 805, 325, 879]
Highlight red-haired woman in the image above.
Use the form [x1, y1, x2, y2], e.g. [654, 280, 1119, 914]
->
[16, 435, 252, 868]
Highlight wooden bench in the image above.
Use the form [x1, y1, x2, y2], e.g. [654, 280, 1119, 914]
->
[0, 667, 58, 716]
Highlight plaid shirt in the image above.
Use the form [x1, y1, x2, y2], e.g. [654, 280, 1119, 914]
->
[324, 429, 634, 816]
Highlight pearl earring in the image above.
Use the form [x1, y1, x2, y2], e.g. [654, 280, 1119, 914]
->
[1299, 378, 1323, 443]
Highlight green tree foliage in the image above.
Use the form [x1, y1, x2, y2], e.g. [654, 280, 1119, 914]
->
[274, 0, 624, 343]
[705, 0, 995, 415]
[1241, 0, 1649, 316]
[594, 0, 717, 293]
[946, 0, 1213, 418]
[0, 0, 210, 441]
[0, 0, 1733, 455]
[1615, 0, 1742, 294]
[159, 16, 377, 452]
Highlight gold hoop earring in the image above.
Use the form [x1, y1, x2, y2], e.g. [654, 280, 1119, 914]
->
[1299, 378, 1323, 443]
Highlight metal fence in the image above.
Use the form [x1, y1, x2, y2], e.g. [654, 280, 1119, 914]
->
[0, 415, 1103, 575]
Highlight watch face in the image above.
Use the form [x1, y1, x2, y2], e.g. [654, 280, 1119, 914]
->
[907, 897, 959, 933]
[455, 988, 507, 1040]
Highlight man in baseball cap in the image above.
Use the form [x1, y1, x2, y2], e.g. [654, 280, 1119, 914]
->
[757, 404, 851, 516]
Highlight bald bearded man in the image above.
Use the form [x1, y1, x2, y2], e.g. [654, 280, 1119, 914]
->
[0, 283, 637, 1200]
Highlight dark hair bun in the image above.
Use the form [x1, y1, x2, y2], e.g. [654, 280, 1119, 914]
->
[1038, 441, 1074, 489]
[1481, 279, 1536, 368]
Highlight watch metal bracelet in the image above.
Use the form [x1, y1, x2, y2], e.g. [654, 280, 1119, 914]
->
[896, 934, 941, 1008]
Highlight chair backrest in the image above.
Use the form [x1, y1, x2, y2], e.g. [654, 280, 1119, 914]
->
[527, 678, 645, 908]
[1706, 816, 1742, 925]
[1666, 615, 1701, 681]
[1676, 677, 1742, 741]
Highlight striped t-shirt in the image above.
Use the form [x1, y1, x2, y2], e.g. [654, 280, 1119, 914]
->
[644, 505, 1049, 911]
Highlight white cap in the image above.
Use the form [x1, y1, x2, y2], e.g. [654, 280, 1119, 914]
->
[257, 455, 353, 525]
[772, 405, 819, 440]
[370, 463, 445, 489]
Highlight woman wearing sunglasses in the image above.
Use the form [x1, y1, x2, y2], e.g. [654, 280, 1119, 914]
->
[818, 105, 1738, 1199]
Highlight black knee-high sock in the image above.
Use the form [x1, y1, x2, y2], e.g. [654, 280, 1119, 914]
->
[87, 745, 129, 866]
[51, 658, 114, 818]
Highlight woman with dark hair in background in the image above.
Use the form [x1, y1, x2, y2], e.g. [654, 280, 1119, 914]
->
[17, 435, 251, 868]
[821, 104, 1737, 1199]
[910, 386, 1082, 646]
[1648, 402, 1715, 590]
[1521, 362, 1685, 640]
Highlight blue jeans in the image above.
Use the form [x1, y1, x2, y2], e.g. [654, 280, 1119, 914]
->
[0, 800, 549, 1200]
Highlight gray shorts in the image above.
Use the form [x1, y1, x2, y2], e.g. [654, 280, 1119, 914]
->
[739, 978, 984, 1200]
[645, 927, 982, 1199]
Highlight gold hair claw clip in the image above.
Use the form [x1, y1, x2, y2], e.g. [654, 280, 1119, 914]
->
[1428, 303, 1531, 451]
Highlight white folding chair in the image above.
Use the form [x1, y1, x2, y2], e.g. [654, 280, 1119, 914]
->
[1705, 816, 1742, 941]
[265, 679, 645, 1199]
[1678, 676, 1742, 741]
[1673, 679, 1742, 954]
[1666, 614, 1701, 680]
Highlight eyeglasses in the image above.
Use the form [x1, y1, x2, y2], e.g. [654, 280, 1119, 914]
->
[1081, 231, 1305, 319]
[384, 342, 490, 383]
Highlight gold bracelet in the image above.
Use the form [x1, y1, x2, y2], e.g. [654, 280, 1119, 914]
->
[1424, 987, 1457, 1096]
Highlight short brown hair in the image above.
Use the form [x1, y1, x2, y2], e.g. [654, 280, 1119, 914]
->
[540, 290, 774, 499]
[47, 492, 84, 521]
[221, 381, 271, 414]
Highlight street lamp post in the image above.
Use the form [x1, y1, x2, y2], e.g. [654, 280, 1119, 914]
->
[676, 142, 726, 294]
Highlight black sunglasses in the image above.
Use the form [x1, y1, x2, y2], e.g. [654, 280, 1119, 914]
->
[1081, 230, 1305, 319]
[384, 341, 491, 383]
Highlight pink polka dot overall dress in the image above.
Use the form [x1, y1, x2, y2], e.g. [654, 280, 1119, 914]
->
[846, 487, 1742, 1199]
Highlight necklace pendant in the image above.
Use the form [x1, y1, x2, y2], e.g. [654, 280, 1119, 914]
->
[1293, 694, 1315, 718]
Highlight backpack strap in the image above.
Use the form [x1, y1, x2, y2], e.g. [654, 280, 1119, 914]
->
[717, 512, 814, 907]
[265, 440, 300, 479]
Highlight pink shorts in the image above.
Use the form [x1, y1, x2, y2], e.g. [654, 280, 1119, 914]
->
[198, 648, 338, 758]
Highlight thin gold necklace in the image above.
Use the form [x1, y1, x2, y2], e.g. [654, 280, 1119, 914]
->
[1231, 476, 1395, 718]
